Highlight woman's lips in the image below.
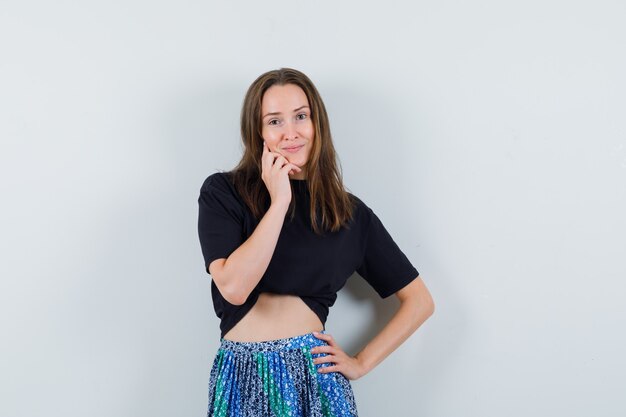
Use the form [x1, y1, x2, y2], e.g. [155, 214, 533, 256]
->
[283, 145, 303, 153]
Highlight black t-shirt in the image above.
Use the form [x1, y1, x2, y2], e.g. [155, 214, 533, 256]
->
[197, 171, 419, 339]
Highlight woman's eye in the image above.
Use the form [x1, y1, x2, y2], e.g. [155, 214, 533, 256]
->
[268, 114, 307, 125]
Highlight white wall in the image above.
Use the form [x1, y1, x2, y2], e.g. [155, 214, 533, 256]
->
[1, 1, 624, 416]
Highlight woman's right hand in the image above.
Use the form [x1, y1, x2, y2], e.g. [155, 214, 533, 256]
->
[261, 141, 303, 207]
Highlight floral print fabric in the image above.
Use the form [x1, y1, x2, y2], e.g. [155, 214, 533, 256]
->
[207, 330, 359, 417]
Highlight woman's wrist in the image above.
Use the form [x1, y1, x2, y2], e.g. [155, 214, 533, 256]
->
[269, 200, 290, 213]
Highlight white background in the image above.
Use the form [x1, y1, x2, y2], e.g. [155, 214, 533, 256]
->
[1, 1, 625, 416]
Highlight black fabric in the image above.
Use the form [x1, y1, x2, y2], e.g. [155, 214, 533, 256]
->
[197, 171, 419, 338]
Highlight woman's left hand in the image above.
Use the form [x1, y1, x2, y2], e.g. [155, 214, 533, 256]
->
[310, 331, 367, 381]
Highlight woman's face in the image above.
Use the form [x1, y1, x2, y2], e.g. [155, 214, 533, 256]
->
[260, 83, 314, 179]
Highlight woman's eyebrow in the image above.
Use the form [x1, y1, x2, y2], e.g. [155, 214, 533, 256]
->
[263, 105, 310, 119]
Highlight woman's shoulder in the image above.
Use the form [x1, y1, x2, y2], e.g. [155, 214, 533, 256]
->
[345, 191, 373, 224]
[346, 189, 373, 209]
[201, 170, 236, 191]
[199, 170, 245, 206]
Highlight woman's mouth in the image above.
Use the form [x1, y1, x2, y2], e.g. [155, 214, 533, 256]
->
[283, 145, 303, 153]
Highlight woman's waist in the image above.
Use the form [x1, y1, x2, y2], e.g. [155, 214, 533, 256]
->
[222, 292, 324, 342]
[219, 329, 329, 353]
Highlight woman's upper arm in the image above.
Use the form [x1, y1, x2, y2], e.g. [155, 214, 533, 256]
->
[394, 275, 434, 313]
[197, 173, 246, 275]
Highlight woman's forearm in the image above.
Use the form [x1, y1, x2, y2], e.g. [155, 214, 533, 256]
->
[355, 296, 434, 375]
[219, 202, 289, 304]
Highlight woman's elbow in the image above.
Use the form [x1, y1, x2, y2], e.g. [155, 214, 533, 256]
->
[424, 295, 435, 317]
[414, 279, 435, 318]
[209, 258, 246, 306]
[420, 283, 435, 317]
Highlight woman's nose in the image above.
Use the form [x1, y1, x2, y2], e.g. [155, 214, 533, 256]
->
[283, 120, 298, 139]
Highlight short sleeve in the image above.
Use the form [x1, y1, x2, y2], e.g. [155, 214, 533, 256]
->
[197, 173, 246, 275]
[356, 206, 419, 298]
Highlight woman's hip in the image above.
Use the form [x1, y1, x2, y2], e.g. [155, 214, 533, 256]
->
[207, 330, 358, 417]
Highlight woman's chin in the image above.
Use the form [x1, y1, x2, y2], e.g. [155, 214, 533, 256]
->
[286, 158, 304, 168]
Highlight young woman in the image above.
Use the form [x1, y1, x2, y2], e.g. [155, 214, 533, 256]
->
[198, 67, 434, 417]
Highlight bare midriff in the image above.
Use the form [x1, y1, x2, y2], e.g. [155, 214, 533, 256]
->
[222, 292, 324, 342]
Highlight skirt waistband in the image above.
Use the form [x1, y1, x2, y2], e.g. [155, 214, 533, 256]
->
[219, 330, 328, 353]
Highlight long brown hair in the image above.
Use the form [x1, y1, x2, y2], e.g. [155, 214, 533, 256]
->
[225, 67, 357, 234]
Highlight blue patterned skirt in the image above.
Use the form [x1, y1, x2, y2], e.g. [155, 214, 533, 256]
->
[207, 330, 359, 417]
